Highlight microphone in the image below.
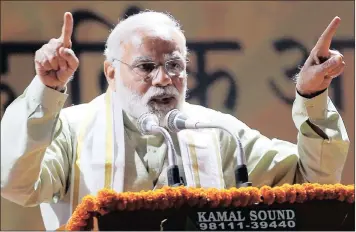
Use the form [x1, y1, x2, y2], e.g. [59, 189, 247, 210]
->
[137, 113, 161, 135]
[137, 113, 183, 187]
[164, 109, 252, 188]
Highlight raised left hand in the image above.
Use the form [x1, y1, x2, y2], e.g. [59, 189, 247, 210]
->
[296, 17, 345, 96]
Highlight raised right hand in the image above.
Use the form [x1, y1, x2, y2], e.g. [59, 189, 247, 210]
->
[296, 17, 344, 96]
[34, 12, 79, 90]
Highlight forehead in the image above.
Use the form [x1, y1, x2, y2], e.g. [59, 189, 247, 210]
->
[123, 26, 186, 62]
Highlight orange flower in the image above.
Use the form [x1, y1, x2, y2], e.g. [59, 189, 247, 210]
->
[314, 184, 325, 200]
[323, 184, 337, 200]
[273, 186, 286, 203]
[346, 185, 355, 203]
[185, 187, 200, 207]
[282, 184, 297, 203]
[197, 190, 208, 208]
[155, 190, 170, 210]
[230, 187, 241, 207]
[135, 192, 145, 210]
[142, 190, 155, 210]
[248, 187, 261, 205]
[334, 183, 347, 201]
[303, 183, 317, 200]
[219, 189, 232, 207]
[66, 195, 99, 231]
[206, 188, 221, 208]
[230, 187, 250, 207]
[161, 186, 176, 208]
[260, 186, 275, 205]
[294, 184, 307, 203]
[239, 187, 252, 206]
[97, 188, 119, 212]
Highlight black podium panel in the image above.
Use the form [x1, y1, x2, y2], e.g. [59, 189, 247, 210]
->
[97, 200, 354, 231]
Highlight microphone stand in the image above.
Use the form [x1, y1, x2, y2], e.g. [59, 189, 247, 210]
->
[137, 113, 184, 187]
[153, 126, 184, 187]
[164, 110, 252, 187]
[198, 123, 252, 187]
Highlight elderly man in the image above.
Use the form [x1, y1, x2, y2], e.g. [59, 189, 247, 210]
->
[1, 11, 349, 229]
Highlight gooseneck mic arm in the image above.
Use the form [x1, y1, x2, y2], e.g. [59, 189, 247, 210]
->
[137, 113, 183, 187]
[164, 109, 252, 187]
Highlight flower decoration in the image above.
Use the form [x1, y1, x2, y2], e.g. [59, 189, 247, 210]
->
[66, 183, 354, 231]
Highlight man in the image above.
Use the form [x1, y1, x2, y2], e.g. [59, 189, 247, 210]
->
[1, 11, 349, 230]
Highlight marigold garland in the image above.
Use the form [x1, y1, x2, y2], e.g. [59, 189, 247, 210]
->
[66, 183, 354, 231]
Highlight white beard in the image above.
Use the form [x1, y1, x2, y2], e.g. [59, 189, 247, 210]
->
[114, 77, 187, 122]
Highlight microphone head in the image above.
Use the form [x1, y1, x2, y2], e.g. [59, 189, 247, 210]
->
[163, 109, 187, 132]
[137, 113, 159, 135]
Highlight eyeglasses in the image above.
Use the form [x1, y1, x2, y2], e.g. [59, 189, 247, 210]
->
[113, 58, 188, 82]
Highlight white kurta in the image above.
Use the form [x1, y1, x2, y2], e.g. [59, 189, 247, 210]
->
[1, 76, 350, 230]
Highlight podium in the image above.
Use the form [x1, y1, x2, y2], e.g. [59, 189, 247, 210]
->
[65, 184, 355, 231]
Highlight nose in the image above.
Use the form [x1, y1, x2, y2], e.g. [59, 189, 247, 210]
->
[151, 66, 172, 87]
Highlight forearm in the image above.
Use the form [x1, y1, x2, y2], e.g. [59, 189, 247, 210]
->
[1, 76, 70, 206]
[220, 91, 349, 188]
[292, 89, 350, 183]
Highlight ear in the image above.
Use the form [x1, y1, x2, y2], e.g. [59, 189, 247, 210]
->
[104, 61, 116, 91]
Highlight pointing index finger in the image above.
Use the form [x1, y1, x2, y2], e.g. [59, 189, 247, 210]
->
[314, 16, 341, 55]
[59, 12, 73, 48]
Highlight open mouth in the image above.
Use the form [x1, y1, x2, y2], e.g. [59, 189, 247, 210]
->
[150, 95, 176, 105]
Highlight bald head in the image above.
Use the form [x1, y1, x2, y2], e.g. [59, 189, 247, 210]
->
[104, 10, 187, 62]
